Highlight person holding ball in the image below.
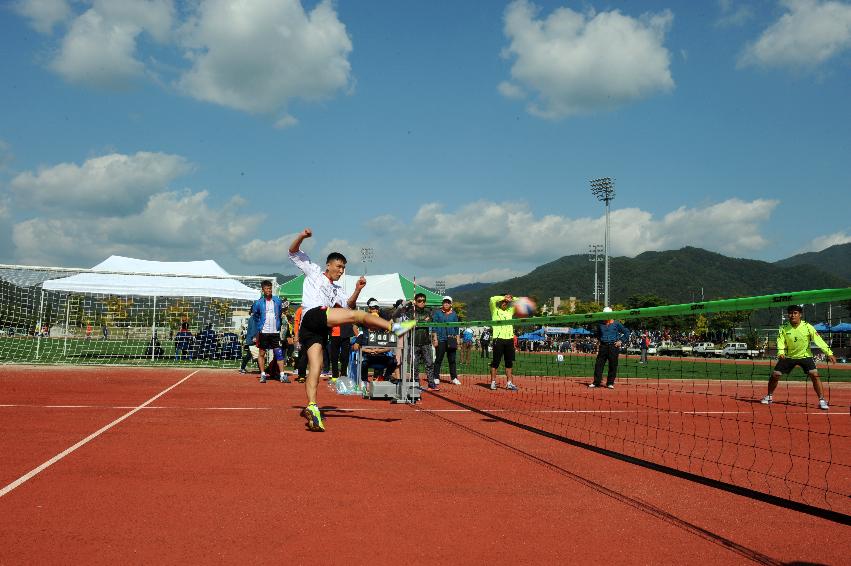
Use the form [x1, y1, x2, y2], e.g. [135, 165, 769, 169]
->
[489, 294, 518, 391]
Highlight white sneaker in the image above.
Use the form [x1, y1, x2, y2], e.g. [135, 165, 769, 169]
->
[760, 395, 772, 405]
[588, 383, 597, 388]
[606, 384, 614, 389]
[489, 381, 497, 390]
[451, 378, 461, 385]
[818, 398, 829, 410]
[506, 382, 518, 391]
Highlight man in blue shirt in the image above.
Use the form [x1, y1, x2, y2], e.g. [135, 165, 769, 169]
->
[431, 296, 461, 386]
[589, 307, 630, 389]
[250, 280, 288, 383]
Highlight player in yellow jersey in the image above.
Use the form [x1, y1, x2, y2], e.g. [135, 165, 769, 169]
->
[761, 304, 836, 410]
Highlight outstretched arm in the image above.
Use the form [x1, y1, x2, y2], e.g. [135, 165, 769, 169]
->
[289, 228, 312, 254]
[348, 276, 366, 309]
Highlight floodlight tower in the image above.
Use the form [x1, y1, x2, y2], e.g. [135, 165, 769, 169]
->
[360, 247, 374, 275]
[588, 244, 603, 304]
[590, 177, 615, 308]
[435, 280, 446, 296]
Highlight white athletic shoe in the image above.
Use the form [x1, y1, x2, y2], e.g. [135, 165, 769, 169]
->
[760, 395, 772, 405]
[489, 381, 497, 390]
[451, 378, 462, 385]
[818, 398, 829, 410]
[588, 383, 597, 388]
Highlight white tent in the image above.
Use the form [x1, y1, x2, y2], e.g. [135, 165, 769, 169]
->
[42, 255, 259, 300]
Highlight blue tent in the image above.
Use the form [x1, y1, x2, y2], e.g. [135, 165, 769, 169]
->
[519, 332, 545, 341]
[813, 322, 832, 332]
[830, 322, 851, 333]
[569, 327, 591, 335]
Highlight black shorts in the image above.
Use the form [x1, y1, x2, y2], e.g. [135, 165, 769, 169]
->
[774, 357, 817, 375]
[491, 338, 515, 369]
[299, 307, 330, 350]
[258, 333, 281, 351]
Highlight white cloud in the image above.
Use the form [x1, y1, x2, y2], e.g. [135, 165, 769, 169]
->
[239, 232, 301, 265]
[177, 0, 353, 119]
[10, 151, 193, 215]
[12, 189, 251, 266]
[716, 0, 755, 28]
[499, 0, 674, 119]
[738, 0, 851, 69]
[274, 114, 299, 129]
[51, 0, 174, 88]
[367, 198, 778, 269]
[804, 230, 851, 252]
[13, 0, 71, 34]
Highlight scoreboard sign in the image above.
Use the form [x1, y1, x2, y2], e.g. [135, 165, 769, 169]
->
[367, 330, 399, 348]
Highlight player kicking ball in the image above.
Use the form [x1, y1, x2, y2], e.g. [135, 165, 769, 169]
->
[289, 228, 415, 431]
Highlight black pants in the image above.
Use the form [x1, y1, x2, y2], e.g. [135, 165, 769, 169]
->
[480, 339, 490, 357]
[593, 342, 620, 386]
[328, 335, 352, 378]
[240, 345, 253, 370]
[296, 346, 308, 378]
[433, 341, 458, 381]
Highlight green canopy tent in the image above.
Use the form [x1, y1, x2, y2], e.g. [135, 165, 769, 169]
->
[278, 273, 443, 307]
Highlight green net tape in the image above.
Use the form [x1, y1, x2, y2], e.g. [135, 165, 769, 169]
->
[426, 287, 851, 328]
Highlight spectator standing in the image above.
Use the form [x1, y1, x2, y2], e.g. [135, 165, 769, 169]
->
[761, 304, 835, 410]
[175, 322, 194, 361]
[432, 296, 461, 386]
[239, 316, 259, 373]
[480, 328, 491, 358]
[250, 280, 289, 383]
[460, 325, 475, 365]
[402, 292, 436, 390]
[589, 307, 630, 389]
[639, 330, 650, 364]
[488, 294, 517, 391]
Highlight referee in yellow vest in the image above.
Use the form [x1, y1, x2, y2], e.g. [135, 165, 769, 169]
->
[761, 304, 836, 410]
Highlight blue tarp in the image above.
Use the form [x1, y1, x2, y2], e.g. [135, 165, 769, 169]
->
[813, 322, 832, 332]
[569, 327, 591, 335]
[519, 332, 546, 341]
[830, 322, 851, 333]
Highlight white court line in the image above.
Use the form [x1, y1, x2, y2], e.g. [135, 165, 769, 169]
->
[0, 370, 199, 500]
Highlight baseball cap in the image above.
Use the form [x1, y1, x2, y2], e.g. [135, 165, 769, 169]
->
[603, 307, 613, 313]
[442, 296, 452, 303]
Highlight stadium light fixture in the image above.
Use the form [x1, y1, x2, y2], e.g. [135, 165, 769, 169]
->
[588, 244, 604, 304]
[590, 177, 615, 308]
[360, 247, 374, 275]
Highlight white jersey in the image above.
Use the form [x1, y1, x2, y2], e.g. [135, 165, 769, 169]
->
[261, 299, 277, 334]
[289, 250, 350, 311]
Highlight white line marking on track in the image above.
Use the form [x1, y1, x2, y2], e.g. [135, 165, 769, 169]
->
[0, 370, 199, 500]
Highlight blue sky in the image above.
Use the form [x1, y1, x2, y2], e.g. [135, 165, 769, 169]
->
[1, 0, 849, 288]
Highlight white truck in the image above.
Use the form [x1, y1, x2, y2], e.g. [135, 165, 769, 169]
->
[716, 342, 762, 359]
[656, 340, 694, 357]
[693, 342, 716, 357]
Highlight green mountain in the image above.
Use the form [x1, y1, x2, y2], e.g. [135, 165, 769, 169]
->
[450, 246, 850, 320]
[773, 243, 851, 281]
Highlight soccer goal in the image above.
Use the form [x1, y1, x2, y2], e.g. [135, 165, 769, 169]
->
[0, 261, 269, 367]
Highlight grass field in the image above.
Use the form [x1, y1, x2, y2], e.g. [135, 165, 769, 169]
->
[3, 337, 850, 382]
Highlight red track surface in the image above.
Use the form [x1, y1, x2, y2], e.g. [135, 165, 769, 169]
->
[1, 365, 849, 565]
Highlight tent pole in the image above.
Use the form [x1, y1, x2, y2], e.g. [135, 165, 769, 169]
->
[35, 289, 45, 360]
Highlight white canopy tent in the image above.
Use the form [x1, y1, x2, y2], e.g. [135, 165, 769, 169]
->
[42, 256, 260, 300]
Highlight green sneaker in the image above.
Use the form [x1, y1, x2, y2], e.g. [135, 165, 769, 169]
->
[392, 320, 416, 337]
[304, 403, 325, 432]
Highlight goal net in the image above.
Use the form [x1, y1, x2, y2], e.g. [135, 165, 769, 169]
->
[0, 263, 268, 366]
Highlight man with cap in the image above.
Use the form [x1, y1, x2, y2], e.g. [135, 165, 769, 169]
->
[762, 304, 835, 410]
[431, 296, 461, 386]
[589, 307, 630, 389]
